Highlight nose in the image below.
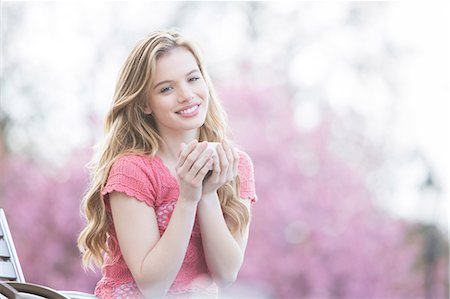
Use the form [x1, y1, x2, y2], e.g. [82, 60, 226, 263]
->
[177, 83, 195, 102]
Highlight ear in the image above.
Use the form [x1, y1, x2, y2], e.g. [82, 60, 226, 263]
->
[143, 105, 152, 115]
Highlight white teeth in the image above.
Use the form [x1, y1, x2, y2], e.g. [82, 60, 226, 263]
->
[178, 105, 199, 114]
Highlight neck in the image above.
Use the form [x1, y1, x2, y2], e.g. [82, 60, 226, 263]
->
[158, 129, 200, 162]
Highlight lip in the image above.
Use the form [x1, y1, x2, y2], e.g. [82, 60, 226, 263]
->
[175, 103, 201, 113]
[176, 103, 201, 118]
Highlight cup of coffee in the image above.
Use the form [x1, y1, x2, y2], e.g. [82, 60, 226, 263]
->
[206, 142, 219, 156]
[206, 142, 219, 170]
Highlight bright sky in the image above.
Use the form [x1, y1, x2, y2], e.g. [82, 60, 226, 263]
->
[288, 2, 449, 230]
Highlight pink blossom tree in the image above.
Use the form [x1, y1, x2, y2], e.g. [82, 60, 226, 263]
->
[0, 149, 100, 292]
[0, 83, 448, 297]
[220, 83, 448, 298]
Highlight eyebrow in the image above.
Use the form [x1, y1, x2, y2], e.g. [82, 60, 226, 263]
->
[153, 69, 200, 90]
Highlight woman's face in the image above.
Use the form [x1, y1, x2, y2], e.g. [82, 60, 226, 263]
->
[146, 47, 209, 135]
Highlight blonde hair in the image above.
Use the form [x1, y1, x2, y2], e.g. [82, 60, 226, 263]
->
[77, 30, 249, 270]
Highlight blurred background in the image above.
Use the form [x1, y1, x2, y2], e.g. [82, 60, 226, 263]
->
[1, 1, 449, 298]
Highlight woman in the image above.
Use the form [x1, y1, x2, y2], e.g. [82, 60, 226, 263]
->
[77, 30, 257, 298]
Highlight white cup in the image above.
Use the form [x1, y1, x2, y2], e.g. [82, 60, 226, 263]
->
[206, 142, 219, 170]
[206, 142, 219, 156]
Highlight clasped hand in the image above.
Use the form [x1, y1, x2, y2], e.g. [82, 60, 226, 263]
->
[176, 140, 239, 203]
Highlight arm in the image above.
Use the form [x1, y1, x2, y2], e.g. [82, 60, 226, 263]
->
[110, 193, 198, 297]
[199, 140, 253, 286]
[110, 141, 214, 297]
[197, 193, 251, 286]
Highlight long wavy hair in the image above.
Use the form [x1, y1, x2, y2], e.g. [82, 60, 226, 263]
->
[77, 30, 249, 270]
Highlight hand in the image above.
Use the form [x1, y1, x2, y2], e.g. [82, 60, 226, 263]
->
[202, 139, 239, 196]
[176, 140, 214, 203]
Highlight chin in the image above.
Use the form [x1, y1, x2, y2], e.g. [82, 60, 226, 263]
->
[173, 109, 208, 130]
[189, 119, 207, 130]
[190, 112, 207, 127]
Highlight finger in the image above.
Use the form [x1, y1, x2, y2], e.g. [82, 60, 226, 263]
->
[177, 140, 198, 168]
[222, 140, 234, 163]
[193, 157, 214, 184]
[209, 154, 221, 181]
[212, 153, 221, 173]
[179, 141, 208, 173]
[179, 142, 186, 155]
[188, 148, 214, 178]
[232, 146, 240, 178]
[177, 142, 207, 179]
[222, 140, 234, 179]
[216, 143, 229, 177]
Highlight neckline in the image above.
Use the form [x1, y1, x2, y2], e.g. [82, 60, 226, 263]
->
[153, 155, 179, 187]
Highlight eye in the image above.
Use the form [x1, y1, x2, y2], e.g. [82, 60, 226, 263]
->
[160, 86, 173, 93]
[188, 76, 200, 82]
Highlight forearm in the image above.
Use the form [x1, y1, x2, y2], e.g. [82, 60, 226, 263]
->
[198, 193, 243, 286]
[138, 199, 198, 296]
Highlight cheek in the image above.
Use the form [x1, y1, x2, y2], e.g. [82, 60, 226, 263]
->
[200, 84, 209, 100]
[150, 99, 171, 115]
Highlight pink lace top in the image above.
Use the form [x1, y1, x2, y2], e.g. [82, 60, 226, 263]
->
[94, 150, 257, 298]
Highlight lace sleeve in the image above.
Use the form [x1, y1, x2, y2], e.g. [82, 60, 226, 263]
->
[102, 155, 157, 208]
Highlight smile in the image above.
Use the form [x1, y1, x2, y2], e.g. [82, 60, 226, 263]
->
[176, 104, 200, 115]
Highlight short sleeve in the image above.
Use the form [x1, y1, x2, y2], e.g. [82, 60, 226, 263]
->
[237, 150, 258, 205]
[101, 155, 157, 208]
